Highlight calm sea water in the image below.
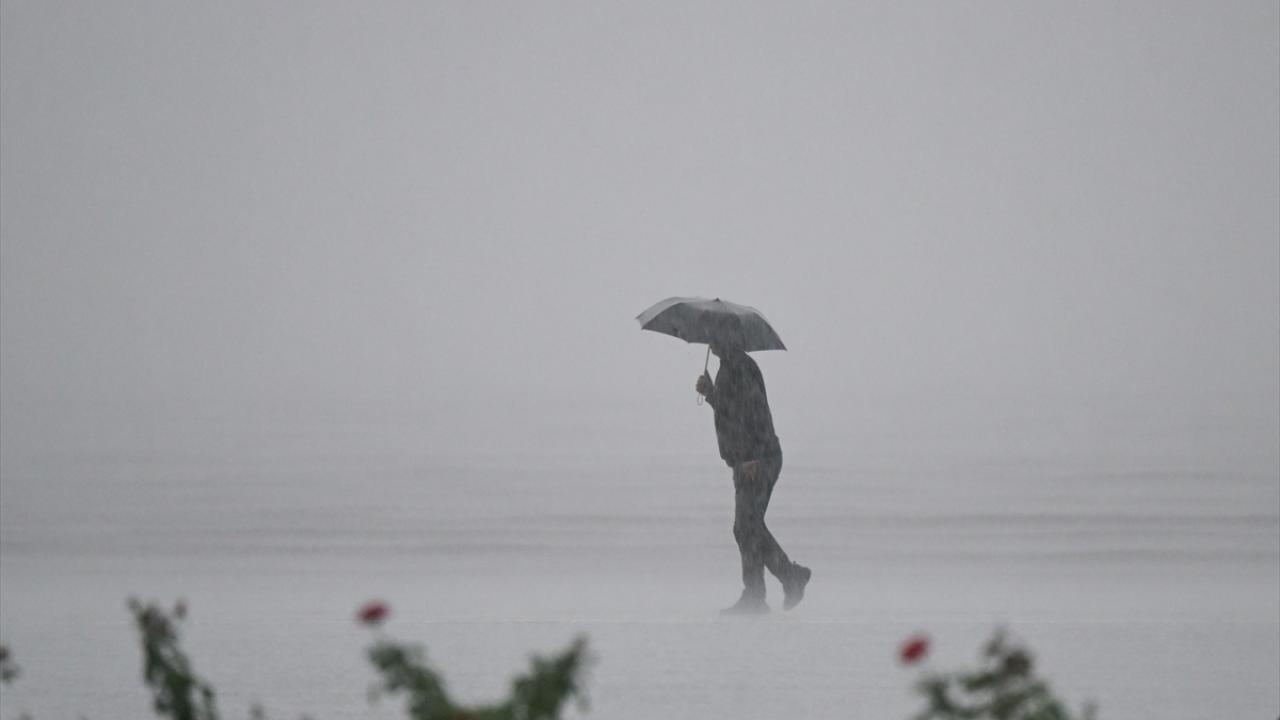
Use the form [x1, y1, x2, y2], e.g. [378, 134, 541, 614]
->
[1, 400, 1277, 718]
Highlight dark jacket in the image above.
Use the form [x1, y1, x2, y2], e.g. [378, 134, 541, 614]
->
[705, 351, 782, 466]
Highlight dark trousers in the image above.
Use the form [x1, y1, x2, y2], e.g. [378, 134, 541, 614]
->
[732, 454, 791, 598]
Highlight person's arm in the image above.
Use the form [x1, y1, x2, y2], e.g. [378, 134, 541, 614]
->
[740, 372, 774, 456]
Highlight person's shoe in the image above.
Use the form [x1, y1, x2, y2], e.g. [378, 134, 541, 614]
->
[782, 564, 811, 611]
[719, 592, 770, 616]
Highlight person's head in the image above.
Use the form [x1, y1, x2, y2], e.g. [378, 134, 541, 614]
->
[710, 344, 745, 362]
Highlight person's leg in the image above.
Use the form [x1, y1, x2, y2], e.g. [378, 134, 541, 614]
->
[755, 454, 812, 610]
[732, 462, 769, 600]
[755, 455, 794, 583]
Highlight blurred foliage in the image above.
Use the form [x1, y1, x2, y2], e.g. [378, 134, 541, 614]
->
[128, 599, 219, 720]
[0, 642, 19, 685]
[909, 629, 1097, 720]
[365, 634, 589, 720]
[117, 598, 587, 720]
[11, 603, 1098, 720]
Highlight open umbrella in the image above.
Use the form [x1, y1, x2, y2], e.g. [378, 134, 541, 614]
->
[635, 297, 786, 388]
[636, 296, 786, 351]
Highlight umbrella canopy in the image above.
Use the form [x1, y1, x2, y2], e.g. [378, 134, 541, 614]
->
[635, 296, 786, 352]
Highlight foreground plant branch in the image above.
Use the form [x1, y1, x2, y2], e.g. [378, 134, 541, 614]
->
[122, 598, 589, 720]
[128, 598, 219, 720]
[359, 600, 590, 720]
[901, 629, 1097, 720]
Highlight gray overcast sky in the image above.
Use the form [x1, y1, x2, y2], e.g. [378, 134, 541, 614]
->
[2, 2, 1277, 450]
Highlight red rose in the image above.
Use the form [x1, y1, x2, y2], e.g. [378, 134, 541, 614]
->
[357, 600, 390, 626]
[899, 634, 929, 664]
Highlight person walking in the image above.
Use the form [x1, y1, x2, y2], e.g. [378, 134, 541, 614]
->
[696, 344, 811, 614]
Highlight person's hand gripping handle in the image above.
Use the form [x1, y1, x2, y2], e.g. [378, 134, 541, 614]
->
[695, 345, 713, 406]
[696, 371, 713, 406]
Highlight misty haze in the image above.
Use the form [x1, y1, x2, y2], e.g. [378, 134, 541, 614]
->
[1, 3, 1277, 719]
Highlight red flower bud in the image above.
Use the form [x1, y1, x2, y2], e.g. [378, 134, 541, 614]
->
[357, 600, 390, 626]
[899, 634, 929, 664]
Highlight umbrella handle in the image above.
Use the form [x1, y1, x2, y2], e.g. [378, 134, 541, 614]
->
[696, 345, 711, 406]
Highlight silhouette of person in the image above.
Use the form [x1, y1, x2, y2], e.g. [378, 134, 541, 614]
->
[696, 344, 811, 614]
